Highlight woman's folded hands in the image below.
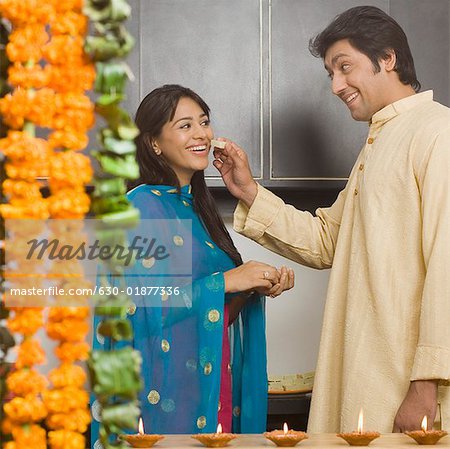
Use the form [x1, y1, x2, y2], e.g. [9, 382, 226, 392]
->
[224, 260, 294, 298]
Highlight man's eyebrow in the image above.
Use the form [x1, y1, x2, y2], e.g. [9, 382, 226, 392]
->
[325, 52, 350, 70]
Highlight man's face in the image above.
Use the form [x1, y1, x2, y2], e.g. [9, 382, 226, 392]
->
[324, 39, 392, 121]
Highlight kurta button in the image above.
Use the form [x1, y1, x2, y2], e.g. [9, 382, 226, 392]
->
[173, 235, 184, 246]
[208, 309, 220, 323]
[161, 339, 170, 352]
[367, 137, 374, 144]
[127, 302, 136, 315]
[148, 390, 160, 405]
[142, 257, 155, 269]
[197, 416, 206, 429]
[204, 362, 212, 375]
[354, 189, 358, 195]
[359, 164, 364, 171]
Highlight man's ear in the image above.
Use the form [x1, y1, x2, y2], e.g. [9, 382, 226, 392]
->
[382, 49, 397, 72]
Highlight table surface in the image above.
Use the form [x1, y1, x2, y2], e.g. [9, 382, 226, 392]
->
[136, 433, 450, 448]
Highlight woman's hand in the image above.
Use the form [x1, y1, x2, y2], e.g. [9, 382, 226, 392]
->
[224, 260, 280, 294]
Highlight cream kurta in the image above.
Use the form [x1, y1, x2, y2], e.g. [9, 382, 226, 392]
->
[234, 91, 450, 433]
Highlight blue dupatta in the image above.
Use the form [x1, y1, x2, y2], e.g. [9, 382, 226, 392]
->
[91, 184, 267, 439]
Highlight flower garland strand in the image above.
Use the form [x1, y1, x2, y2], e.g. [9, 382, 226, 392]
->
[83, 1, 143, 448]
[0, 2, 95, 449]
[0, 2, 51, 448]
[0, 15, 15, 447]
[41, 1, 95, 449]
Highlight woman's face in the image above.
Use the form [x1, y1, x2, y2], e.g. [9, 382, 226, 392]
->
[152, 96, 213, 185]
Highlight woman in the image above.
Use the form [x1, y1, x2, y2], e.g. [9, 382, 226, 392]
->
[94, 85, 293, 436]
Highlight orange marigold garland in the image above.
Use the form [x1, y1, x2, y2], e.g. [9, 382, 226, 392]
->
[0, 2, 50, 448]
[0, 16, 14, 446]
[42, 1, 95, 449]
[3, 306, 48, 449]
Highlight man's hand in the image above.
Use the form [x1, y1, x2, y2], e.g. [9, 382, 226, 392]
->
[392, 380, 438, 432]
[267, 266, 295, 298]
[212, 139, 258, 207]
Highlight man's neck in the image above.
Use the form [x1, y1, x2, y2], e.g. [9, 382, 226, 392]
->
[384, 84, 416, 108]
[372, 84, 417, 118]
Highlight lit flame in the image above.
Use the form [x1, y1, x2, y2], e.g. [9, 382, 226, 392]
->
[283, 422, 289, 435]
[138, 417, 144, 435]
[216, 423, 222, 434]
[421, 416, 427, 432]
[357, 409, 364, 434]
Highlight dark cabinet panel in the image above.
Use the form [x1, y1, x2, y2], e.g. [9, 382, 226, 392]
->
[270, 0, 449, 182]
[390, 0, 450, 106]
[135, 0, 263, 179]
[270, 0, 388, 180]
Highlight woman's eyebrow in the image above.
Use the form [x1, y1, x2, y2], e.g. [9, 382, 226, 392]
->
[173, 113, 208, 125]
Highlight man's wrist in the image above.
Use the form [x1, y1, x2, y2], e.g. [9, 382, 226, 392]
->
[240, 181, 258, 208]
[410, 380, 438, 397]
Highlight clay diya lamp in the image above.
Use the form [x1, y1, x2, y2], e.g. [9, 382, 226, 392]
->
[337, 409, 380, 446]
[264, 422, 308, 447]
[120, 418, 165, 447]
[405, 416, 448, 445]
[191, 423, 237, 447]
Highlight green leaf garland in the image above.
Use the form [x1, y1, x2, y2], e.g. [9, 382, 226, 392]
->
[84, 0, 142, 447]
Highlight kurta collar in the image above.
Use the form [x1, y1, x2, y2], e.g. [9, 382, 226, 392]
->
[370, 90, 433, 126]
[157, 184, 193, 204]
[160, 184, 192, 195]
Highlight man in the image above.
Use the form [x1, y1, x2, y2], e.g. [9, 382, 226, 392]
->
[213, 6, 450, 433]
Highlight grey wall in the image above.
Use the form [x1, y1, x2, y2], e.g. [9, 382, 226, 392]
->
[270, 0, 450, 180]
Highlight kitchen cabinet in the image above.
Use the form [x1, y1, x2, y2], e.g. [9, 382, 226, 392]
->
[124, 0, 450, 188]
[125, 0, 263, 181]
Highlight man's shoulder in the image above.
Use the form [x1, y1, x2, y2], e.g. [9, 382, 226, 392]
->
[405, 100, 450, 136]
[418, 99, 450, 124]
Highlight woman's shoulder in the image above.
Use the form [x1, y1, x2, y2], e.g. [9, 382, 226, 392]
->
[127, 184, 171, 203]
[126, 184, 168, 217]
[127, 184, 158, 199]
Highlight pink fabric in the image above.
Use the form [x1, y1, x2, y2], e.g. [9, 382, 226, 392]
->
[218, 303, 232, 432]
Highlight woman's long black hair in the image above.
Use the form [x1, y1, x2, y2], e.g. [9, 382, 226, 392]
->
[130, 84, 243, 266]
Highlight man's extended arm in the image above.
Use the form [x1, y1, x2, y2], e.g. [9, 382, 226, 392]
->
[213, 139, 347, 269]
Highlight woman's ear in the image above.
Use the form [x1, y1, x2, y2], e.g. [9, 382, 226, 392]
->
[383, 49, 397, 72]
[152, 142, 162, 156]
[148, 136, 162, 156]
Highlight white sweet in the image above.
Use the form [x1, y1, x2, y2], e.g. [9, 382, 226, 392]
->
[211, 139, 226, 149]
